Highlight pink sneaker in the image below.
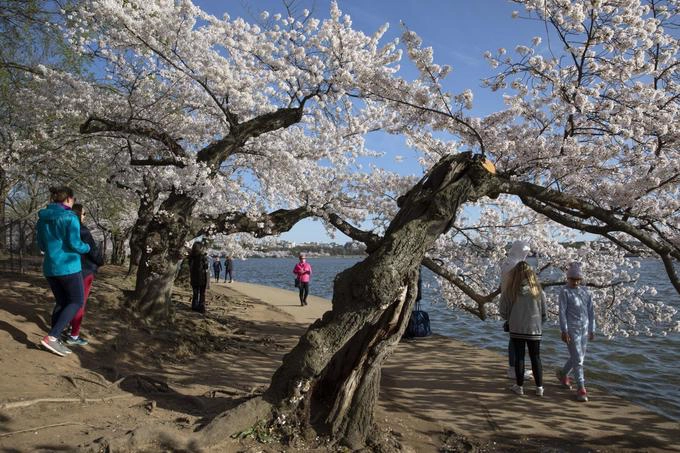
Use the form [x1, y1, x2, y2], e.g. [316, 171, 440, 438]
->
[576, 387, 588, 402]
[555, 367, 572, 389]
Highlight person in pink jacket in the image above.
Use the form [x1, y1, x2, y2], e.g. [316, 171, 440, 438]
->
[293, 253, 312, 306]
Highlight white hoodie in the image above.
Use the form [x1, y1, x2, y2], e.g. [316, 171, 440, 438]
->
[499, 240, 531, 291]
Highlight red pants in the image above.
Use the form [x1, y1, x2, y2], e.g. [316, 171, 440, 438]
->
[70, 273, 94, 337]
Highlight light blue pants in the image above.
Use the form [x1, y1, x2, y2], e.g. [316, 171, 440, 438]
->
[562, 330, 588, 388]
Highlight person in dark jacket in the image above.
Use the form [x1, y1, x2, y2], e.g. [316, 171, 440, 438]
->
[36, 186, 90, 357]
[225, 255, 234, 283]
[212, 256, 222, 283]
[64, 204, 104, 346]
[188, 241, 209, 313]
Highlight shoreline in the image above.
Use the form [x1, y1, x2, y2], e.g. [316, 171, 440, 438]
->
[216, 280, 680, 452]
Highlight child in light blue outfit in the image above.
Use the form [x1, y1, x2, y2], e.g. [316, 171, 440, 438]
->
[557, 262, 595, 402]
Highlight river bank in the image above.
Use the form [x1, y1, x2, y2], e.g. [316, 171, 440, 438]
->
[227, 256, 680, 422]
[224, 280, 680, 452]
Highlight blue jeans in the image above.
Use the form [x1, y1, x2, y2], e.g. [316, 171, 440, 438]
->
[562, 330, 589, 388]
[46, 272, 84, 337]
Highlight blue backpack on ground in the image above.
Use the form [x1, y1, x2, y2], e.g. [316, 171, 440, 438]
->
[403, 273, 431, 338]
[405, 307, 431, 338]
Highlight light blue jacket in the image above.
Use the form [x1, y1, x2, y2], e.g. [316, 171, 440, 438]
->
[559, 286, 595, 334]
[36, 203, 90, 277]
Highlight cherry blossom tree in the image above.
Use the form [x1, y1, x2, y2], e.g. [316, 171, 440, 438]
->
[18, 0, 679, 450]
[33, 0, 406, 319]
[205, 1, 679, 449]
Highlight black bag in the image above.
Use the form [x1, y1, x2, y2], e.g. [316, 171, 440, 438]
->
[405, 310, 432, 338]
[403, 273, 431, 339]
[503, 321, 509, 332]
[404, 296, 432, 339]
[294, 277, 300, 288]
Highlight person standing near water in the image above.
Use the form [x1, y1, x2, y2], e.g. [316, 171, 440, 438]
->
[188, 242, 209, 313]
[36, 186, 90, 357]
[293, 253, 312, 306]
[212, 256, 222, 283]
[557, 262, 596, 402]
[225, 255, 234, 283]
[500, 261, 547, 396]
[500, 240, 533, 380]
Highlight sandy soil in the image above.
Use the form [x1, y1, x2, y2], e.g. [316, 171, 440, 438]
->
[0, 262, 678, 452]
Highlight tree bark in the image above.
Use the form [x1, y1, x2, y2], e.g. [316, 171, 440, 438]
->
[133, 190, 196, 320]
[0, 168, 6, 252]
[202, 152, 494, 449]
[128, 176, 159, 276]
[110, 230, 128, 265]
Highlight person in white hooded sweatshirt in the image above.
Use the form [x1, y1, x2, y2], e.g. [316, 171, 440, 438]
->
[500, 240, 533, 380]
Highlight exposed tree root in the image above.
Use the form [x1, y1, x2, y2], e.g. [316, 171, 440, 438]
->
[81, 396, 274, 452]
[0, 394, 136, 410]
[197, 395, 273, 449]
[0, 421, 94, 439]
[88, 425, 203, 453]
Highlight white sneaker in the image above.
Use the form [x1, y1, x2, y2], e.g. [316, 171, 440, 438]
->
[507, 367, 516, 379]
[536, 386, 544, 397]
[511, 384, 524, 395]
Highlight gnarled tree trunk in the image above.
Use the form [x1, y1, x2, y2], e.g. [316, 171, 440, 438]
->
[201, 152, 495, 449]
[128, 176, 159, 276]
[110, 229, 128, 265]
[134, 190, 197, 320]
[0, 167, 9, 252]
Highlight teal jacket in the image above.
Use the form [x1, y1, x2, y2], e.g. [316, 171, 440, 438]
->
[36, 203, 90, 277]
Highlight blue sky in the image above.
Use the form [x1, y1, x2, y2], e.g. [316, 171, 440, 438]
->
[195, 1, 547, 243]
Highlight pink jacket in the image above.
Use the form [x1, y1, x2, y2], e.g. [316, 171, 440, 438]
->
[293, 262, 312, 283]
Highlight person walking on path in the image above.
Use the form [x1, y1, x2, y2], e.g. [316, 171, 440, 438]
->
[500, 261, 547, 397]
[65, 204, 104, 346]
[557, 262, 596, 402]
[36, 186, 90, 357]
[500, 240, 533, 380]
[293, 253, 312, 306]
[188, 242, 209, 313]
[212, 256, 222, 283]
[225, 256, 234, 283]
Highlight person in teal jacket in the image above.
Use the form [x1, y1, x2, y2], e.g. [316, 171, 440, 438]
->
[36, 186, 90, 357]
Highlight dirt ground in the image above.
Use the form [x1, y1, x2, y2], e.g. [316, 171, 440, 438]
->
[1, 259, 678, 452]
[0, 262, 296, 452]
[1, 262, 446, 452]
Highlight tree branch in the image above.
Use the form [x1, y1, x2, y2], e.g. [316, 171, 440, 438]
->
[196, 105, 305, 170]
[80, 117, 186, 159]
[197, 206, 313, 238]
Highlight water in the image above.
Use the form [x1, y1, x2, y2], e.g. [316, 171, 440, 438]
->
[227, 256, 680, 421]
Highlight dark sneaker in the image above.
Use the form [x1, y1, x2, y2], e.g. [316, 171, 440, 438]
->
[65, 336, 89, 346]
[41, 336, 72, 357]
